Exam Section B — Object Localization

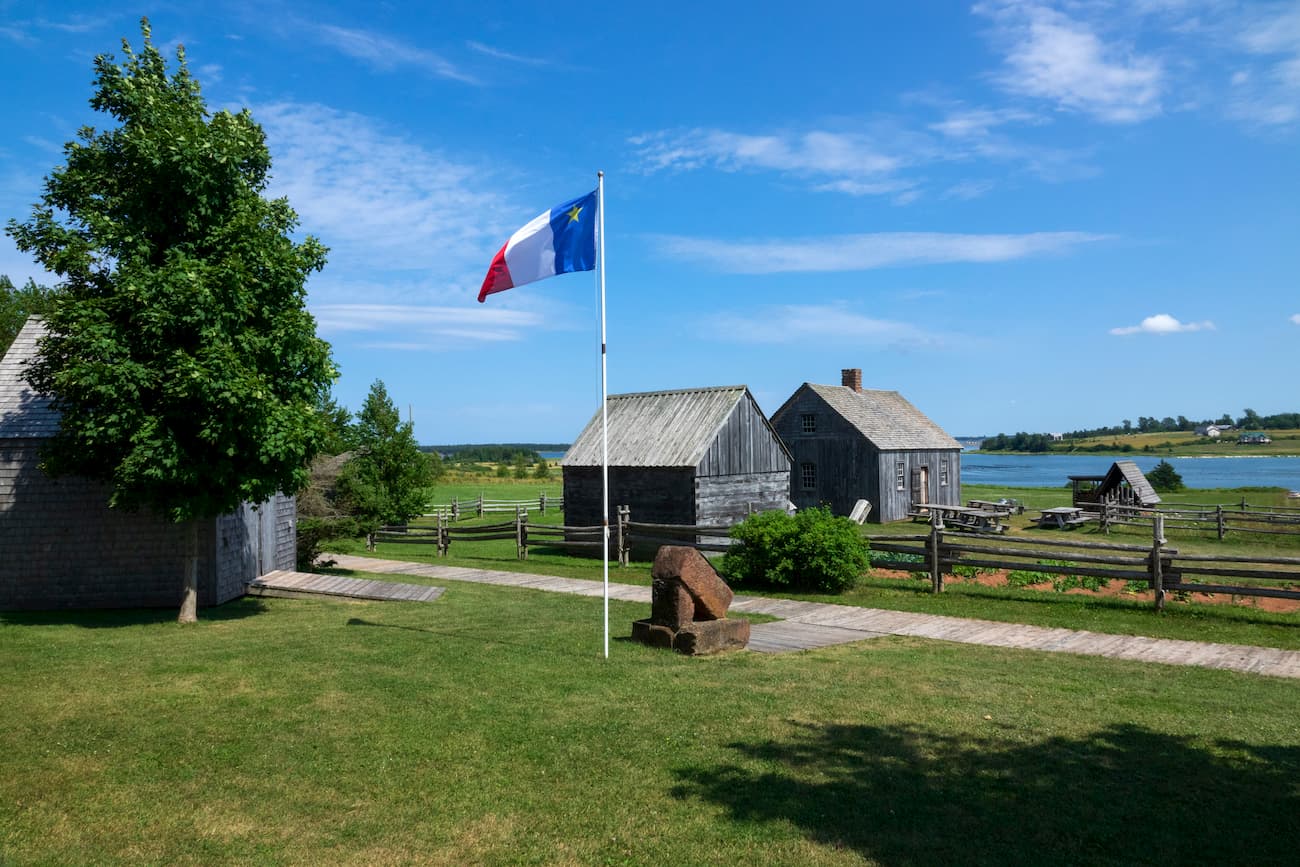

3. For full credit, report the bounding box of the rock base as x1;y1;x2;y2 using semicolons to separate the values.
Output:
632;617;750;655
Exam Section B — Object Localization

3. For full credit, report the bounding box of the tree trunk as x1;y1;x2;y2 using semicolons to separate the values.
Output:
178;520;199;624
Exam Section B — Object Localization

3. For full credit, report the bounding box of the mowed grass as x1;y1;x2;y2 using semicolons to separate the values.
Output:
2;584;1299;866
329;483;1300;651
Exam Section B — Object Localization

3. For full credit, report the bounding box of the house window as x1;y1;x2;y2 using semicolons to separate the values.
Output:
801;462;817;490
940;459;949;487
800;413;816;433
895;460;905;491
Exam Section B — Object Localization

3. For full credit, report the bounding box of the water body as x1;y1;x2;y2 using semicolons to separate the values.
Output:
962;452;1300;490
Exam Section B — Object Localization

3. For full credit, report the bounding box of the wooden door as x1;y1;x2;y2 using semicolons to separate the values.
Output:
911;466;929;506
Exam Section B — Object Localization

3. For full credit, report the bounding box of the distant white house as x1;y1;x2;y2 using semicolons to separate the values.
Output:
1049;432;1064;442
1196;424;1229;437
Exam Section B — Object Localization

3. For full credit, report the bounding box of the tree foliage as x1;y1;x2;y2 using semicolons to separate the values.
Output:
0;275;57;355
1146;460;1184;493
720;507;870;594
4;20;334;522
337;380;433;530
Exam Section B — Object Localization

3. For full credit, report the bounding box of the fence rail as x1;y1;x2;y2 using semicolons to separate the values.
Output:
1094;501;1300;540
366;508;1300;609
422;492;562;522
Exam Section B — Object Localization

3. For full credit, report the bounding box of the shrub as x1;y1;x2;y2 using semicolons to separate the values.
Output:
720;507;870;594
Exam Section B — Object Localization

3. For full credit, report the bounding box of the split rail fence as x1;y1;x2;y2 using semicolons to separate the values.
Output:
370;509;1300;610
1094;500;1300;540
422;492;562;522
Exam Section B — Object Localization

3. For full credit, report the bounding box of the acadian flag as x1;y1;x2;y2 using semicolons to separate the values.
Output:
477;190;598;302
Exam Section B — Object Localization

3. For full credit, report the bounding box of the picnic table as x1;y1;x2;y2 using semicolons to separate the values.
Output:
1036;506;1090;529
967;499;1023;516
911;503;1007;534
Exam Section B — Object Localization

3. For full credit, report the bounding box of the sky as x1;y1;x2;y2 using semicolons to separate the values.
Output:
2;1;1298;443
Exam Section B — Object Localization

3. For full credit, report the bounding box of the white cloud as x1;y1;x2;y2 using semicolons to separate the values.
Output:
310;24;476;84
1290;313;1300;325
650;231;1108;274
705;303;943;349
312;303;541;346
1229;6;1300;126
1109;313;1216;335
465;41;550;66
255;102;511;281
630;128;901;180
976;2;1165;122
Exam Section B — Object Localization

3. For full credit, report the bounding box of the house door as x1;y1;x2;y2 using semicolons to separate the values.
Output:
911;466;929;507
257;503;278;575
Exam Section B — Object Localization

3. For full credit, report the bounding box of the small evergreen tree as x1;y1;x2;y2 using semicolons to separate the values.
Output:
532;458;552;480
337;380;432;530
1147;460;1184;493
512;453;530;479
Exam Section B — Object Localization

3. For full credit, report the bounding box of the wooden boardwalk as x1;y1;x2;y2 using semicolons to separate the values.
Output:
248;570;445;603
324;554;1300;679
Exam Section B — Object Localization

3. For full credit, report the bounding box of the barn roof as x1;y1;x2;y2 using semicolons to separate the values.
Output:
1101;460;1162;505
778;384;961;451
562;385;763;468
0;317;59;440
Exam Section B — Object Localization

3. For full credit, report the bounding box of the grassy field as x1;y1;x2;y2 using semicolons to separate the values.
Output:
325;482;1300;652
3;581;1299;865
978;428;1300;456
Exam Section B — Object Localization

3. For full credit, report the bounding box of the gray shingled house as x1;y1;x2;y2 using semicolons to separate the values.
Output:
770;369;962;523
561;385;792;529
0;318;295;610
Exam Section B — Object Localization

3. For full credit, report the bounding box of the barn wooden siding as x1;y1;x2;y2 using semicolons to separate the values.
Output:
561;385;792;532
772;383;962;523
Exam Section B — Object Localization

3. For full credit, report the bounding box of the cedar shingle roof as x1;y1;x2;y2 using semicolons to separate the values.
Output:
783;383;961;451
562;385;750;468
0;317;59;439
1103;460;1162;506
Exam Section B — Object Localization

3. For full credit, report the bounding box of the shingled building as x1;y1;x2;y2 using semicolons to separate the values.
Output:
771;369;962;523
0;319;295;610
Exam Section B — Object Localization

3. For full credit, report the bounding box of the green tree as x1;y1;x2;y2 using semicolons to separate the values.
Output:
532;458;552;480
1147;460;1184;493
495;462;511;478
315;391;354;456
337;380;432;531
512;452;530;479
0;275;57;355
4;21;334;622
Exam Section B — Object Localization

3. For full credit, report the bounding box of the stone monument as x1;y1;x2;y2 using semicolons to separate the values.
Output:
632;546;750;655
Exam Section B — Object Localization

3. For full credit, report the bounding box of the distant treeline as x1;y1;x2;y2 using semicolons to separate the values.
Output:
983;409;1300;452
420;444;569;463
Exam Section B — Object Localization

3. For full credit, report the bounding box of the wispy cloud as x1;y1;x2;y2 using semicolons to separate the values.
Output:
1109;313;1215;335
1229;5;1300;126
650;231;1108;274
255;101;510;281
466;40;550;66
313;303;541;346
1290;313;1300;325
975;1;1164;123
310;23;477;84
630;128;902;180
705;303;944;348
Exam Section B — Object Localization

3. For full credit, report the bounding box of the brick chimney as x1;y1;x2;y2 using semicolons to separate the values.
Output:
841;368;862;392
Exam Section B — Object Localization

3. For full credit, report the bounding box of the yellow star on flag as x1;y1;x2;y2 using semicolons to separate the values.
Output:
565;204;583;223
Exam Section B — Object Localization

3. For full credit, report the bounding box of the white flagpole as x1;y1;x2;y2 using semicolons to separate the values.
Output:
597;170;609;659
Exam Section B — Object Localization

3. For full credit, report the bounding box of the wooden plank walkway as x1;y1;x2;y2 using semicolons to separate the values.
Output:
324;554;1300;679
248;570;445;603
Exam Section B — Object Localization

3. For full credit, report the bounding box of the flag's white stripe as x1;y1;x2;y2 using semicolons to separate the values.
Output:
503;208;557;286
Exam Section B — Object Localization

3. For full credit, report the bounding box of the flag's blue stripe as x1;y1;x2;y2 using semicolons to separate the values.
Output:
548;189;598;277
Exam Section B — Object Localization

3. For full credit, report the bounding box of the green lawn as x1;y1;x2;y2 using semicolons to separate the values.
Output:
3;583;1298;865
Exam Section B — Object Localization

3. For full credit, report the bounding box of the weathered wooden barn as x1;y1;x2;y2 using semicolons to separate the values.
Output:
771;369;962;523
0;319;295;610
561;385;792;528
1069;460;1161;509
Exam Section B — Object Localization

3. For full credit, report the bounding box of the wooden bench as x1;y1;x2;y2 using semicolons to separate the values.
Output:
1036;507;1089;529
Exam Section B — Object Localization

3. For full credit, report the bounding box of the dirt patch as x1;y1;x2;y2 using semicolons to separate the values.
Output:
871;568;1300;614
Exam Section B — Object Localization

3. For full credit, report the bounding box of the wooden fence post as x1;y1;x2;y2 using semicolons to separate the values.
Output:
540;492;547;514
436;512;446;557
617;505;629;566
1216;505;1226;541
1099;502;1110;534
516;507;528;560
476;493;483;518
929;510;944;594
451;497;459;522
1150;514;1166;612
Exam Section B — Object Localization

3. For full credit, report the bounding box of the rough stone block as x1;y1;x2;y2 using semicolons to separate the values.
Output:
651;546;734;620
631;618;676;649
651;576;694;629
672;618;750;656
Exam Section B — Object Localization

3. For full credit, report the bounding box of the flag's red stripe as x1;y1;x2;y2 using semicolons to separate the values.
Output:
477;243;514;302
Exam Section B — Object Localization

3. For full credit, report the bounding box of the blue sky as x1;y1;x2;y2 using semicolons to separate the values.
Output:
2;1;1298;442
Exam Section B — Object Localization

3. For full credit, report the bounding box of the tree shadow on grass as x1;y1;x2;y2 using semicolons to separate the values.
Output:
672;721;1300;866
0;596;268;628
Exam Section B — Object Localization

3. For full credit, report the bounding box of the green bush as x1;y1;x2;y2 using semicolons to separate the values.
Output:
720;507;870;593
